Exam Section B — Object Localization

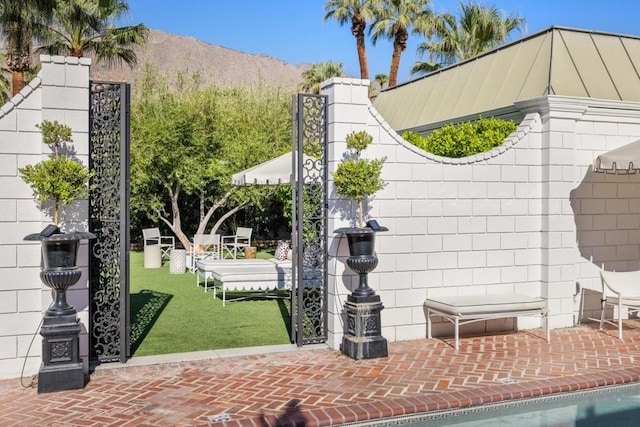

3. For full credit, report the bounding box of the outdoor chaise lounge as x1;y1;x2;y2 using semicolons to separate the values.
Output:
425;294;549;351
599;270;640;339
196;258;292;306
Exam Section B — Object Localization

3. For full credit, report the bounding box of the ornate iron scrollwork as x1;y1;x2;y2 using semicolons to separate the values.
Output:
88;81;130;363
292;94;328;345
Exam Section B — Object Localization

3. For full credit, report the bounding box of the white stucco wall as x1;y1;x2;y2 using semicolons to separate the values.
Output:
0;56;91;379
324;78;640;350
1;66;639;378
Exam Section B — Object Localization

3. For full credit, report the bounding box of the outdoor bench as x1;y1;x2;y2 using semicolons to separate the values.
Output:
196;258;292;306
425;294;549;351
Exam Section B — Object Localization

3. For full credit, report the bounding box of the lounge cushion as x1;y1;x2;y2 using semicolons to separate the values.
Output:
208;265;287;283
425;293;549;351
425;294;545;316
196;258;292;271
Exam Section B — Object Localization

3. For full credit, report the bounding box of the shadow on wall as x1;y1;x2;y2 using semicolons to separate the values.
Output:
570;168;640;274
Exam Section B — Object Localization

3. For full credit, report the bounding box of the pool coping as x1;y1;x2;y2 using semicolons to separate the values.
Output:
234;368;640;427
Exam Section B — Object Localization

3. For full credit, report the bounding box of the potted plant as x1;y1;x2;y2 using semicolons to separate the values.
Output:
21;120;93;268
333;130;389;359
20;120;94;393
333;130;387;258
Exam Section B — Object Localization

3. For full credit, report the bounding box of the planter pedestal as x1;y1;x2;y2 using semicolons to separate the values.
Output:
335;226;388;360
342;298;387;359
38;314;84;393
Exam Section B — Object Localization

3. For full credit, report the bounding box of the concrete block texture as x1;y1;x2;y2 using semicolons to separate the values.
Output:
0;56;92;378
327;86;640;346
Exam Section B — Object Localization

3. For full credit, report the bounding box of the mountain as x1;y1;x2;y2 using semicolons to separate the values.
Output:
89;29;310;90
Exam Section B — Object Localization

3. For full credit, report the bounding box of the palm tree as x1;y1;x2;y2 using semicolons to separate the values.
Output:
410;8;441;76
299;61;346;94
374;73;388;89
324;0;376;80
409;61;440;76
36;0;148;67
418;1;525;68
370;0;433;87
0;0;55;95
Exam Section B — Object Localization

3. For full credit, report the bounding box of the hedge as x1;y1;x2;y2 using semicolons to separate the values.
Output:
402;117;517;158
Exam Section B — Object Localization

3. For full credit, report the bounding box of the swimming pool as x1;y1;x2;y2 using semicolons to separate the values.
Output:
344;383;640;426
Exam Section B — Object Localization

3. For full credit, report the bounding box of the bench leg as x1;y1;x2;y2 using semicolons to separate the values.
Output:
544;311;550;342
454;317;459;352
619;300;623;340
427;309;432;339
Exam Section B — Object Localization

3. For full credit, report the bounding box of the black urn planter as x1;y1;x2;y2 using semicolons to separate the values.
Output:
24;227;96;393
335;221;389;359
338;227;378;303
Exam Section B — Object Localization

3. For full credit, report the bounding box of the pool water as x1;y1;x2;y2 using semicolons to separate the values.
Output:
353;383;640;427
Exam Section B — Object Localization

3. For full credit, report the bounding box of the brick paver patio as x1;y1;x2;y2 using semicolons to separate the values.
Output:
1;322;640;426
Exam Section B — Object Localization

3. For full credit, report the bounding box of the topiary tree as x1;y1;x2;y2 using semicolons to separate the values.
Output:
333;130;386;228
19;120;91;226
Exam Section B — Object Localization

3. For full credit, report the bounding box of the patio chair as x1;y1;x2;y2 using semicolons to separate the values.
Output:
142;227;175;259
191;233;220;272
599;270;640;339
222;227;252;259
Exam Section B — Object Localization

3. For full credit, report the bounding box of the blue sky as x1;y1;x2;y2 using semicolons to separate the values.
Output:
122;0;640;85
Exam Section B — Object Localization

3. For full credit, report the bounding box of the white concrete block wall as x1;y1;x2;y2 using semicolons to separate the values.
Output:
323;78;640;349
0;56;91;379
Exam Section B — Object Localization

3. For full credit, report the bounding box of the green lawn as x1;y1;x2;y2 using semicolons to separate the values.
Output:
129;250;292;356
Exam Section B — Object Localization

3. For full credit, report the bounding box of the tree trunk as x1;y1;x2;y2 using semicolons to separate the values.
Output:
157;184;244;252
12;71;24;96
388;28;408;87
53;197;59;226
210;203;247;236
195;189;235;235
352;14;369;80
388;45;402;87
157;183;191;251
356;37;369;80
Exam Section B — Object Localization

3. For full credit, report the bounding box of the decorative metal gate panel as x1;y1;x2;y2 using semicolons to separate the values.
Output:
291;93;328;345
88;81;131;363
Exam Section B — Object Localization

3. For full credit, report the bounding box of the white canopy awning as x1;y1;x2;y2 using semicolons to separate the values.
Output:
232;151;320;185
593;140;640;174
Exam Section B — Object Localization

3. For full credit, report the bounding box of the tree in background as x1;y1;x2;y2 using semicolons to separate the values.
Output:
299;60;345;94
417;1;525;69
36;0;148;66
410;8;442;76
324;0;376;80
0;53;10;103
370;0;433;87
374;73;388;89
0;0;55;95
131;67;291;250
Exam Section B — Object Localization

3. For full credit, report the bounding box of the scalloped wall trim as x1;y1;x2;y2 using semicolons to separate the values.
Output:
0;76;42;120
369;104;541;165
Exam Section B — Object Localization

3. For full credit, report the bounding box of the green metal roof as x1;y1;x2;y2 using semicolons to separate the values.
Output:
373;26;640;133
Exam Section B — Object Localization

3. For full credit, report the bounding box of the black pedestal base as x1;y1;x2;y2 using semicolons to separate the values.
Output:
342;334;388;360
38;317;85;394
38;362;85;394
341;300;388;360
